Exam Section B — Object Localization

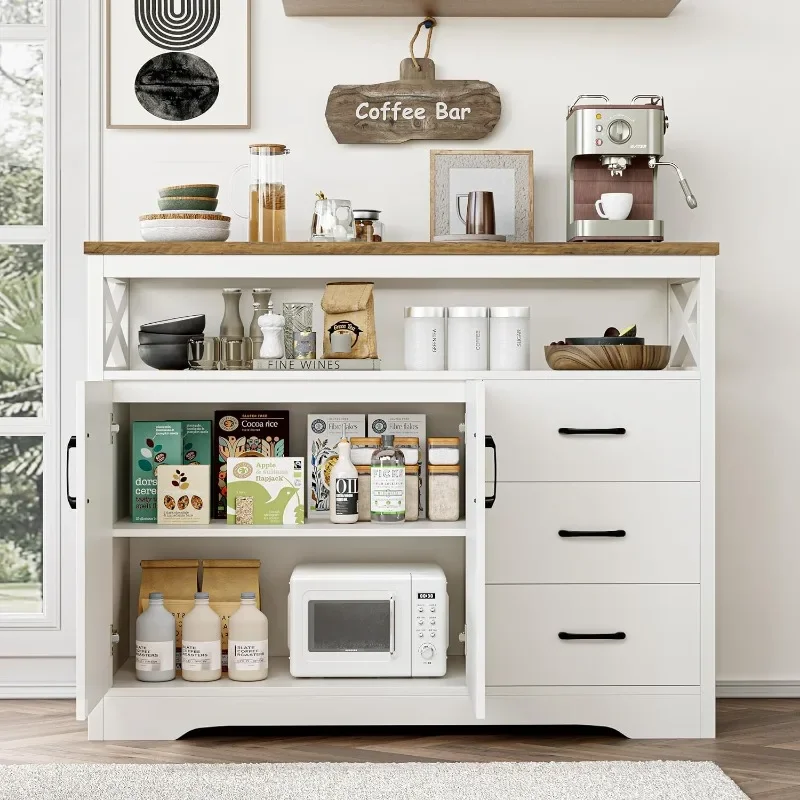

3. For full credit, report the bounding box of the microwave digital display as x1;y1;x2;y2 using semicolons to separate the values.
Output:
417;592;436;599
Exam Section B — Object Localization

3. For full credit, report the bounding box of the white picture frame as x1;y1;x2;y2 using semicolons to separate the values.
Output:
106;0;251;129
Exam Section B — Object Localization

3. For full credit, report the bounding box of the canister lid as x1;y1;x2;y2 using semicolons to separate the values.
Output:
429;464;461;473
353;209;381;220
351;437;381;446
404;307;447;318
356;465;371;474
249;143;289;154
194;592;209;599
490;306;531;318
395;437;420;447
429;437;460;446
405;464;420;474
448;306;488;318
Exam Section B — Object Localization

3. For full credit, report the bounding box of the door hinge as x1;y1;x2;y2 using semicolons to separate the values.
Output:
459;626;467;655
111;626;120;655
110;413;120;444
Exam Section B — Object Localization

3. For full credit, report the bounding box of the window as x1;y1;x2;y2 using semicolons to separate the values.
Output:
0;0;56;623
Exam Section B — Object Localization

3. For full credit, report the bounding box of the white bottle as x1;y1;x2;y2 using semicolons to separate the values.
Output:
181;592;222;682
228;591;269;682
330;438;359;524
135;592;176;682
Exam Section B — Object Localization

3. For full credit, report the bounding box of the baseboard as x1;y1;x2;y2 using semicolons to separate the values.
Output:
0;683;76;699
716;681;800;698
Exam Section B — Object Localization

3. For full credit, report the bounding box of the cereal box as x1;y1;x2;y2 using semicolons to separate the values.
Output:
132;421;183;523
181;420;212;466
226;457;305;525
157;465;211;525
307;414;365;514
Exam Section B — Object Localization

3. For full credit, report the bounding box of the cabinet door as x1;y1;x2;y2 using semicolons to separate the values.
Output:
75;382;114;721
465;381;486;719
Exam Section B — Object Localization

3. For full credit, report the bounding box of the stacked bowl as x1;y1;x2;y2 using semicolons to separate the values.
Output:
140;184;230;242
138;315;206;370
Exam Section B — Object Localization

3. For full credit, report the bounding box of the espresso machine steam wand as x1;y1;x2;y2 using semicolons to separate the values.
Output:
648;157;698;209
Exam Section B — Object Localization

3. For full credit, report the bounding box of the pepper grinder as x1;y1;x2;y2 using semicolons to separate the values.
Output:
249;288;272;353
220;288;244;338
258;301;286;359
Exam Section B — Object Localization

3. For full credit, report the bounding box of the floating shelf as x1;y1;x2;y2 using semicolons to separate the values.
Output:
281;0;682;18
113;518;467;538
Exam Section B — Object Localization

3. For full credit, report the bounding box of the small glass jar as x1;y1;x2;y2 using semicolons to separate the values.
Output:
219;336;253;370
428;437;460;466
405;465;420;522
395;437;420;466
428;465;460;522
447;307;488;371
351;437;381;466
353;209;384;242
187;336;219;370
356;466;371;521
404;307;446;371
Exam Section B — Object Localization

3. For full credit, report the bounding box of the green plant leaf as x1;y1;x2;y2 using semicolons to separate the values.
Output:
153;444;162;452
184;442;192;450
138;459;152;472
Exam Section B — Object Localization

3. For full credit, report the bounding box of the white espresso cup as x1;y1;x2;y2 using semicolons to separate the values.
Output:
595;193;634;221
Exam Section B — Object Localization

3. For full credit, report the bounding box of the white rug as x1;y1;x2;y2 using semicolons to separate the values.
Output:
0;761;749;800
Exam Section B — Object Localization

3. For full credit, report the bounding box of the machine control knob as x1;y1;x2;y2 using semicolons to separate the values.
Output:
595;124;603;133
608;119;632;144
419;644;436;661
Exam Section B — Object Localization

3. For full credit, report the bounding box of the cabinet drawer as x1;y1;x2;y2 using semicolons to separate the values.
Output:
486;482;700;584
486;585;700;686
486;380;700;481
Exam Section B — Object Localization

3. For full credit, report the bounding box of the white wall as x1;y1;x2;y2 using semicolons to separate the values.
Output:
101;0;794;682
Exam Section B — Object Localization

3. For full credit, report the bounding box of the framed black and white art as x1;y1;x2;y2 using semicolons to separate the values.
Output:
107;0;251;129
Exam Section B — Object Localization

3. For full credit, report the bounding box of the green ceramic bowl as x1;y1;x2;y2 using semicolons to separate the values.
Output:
158;196;219;212
159;184;219;199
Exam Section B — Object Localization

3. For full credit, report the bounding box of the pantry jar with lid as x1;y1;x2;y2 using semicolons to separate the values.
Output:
233;144;289;243
404;307;447;371
428;465;460;522
351;437;381;466
356;466;371;521
447;307;488;371
490;307;531;371
353;209;384;242
395;437;420;465
428;437;460;466
405;465;420;522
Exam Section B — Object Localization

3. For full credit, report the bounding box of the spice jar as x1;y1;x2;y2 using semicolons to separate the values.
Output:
351;437;381;466
428;437;460;466
405;465;420;522
447;307;488;371
428;465;460;522
356;466;371;521
353;209;384;242
404;307;447;371
395;437;420;465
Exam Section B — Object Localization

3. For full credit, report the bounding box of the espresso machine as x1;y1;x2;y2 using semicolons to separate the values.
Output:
566;94;697;242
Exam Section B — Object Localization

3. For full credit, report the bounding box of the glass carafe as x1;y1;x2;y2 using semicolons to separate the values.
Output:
234;144;289;243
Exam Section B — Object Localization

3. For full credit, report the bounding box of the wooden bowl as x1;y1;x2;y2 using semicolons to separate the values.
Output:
544;344;671;371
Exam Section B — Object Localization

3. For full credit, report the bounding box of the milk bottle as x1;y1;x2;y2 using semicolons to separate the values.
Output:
135;592;176;682
228;591;269;682
181;592;222;682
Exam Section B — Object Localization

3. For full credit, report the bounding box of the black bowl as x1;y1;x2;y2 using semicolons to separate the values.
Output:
565;337;645;346
138;330;201;345
138;343;190;370
140;314;205;335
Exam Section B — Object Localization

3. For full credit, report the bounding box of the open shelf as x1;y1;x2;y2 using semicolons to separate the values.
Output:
281;0;682;17
113;518;467;538
110;656;467;697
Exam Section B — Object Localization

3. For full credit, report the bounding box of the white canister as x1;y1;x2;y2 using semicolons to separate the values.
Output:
404;307;447;371
489;307;531;371
447;307;488;371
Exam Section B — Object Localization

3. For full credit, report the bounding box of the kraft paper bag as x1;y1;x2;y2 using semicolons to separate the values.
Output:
321;282;378;359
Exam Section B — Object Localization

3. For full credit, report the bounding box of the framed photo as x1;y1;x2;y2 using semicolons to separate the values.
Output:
430;150;534;242
106;0;251;129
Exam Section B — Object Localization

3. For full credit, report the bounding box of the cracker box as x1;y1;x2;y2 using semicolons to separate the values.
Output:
132;421;183;523
307;414;365;514
226;457;305;525
368;414;427;518
157;465;211;525
181;420;212;466
213;410;290;519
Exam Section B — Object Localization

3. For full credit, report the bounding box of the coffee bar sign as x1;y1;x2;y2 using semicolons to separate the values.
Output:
326;58;502;145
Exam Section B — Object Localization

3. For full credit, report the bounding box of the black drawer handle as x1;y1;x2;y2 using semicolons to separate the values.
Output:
558;427;626;436
66;435;77;510
559;632;626;641
558;529;626;538
485;434;497;509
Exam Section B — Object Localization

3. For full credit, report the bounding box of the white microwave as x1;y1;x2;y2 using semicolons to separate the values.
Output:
288;563;448;678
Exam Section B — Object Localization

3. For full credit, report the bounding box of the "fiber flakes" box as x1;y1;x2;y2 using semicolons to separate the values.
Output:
157;465;211;525
307;414;365;514
226;457;305;525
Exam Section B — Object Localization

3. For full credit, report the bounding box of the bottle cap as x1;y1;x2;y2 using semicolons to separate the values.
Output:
195;592;209;600
241;591;256;599
381;434;395;447
149;592;164;600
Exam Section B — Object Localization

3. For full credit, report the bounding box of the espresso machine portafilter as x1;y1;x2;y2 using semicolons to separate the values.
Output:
566;95;697;242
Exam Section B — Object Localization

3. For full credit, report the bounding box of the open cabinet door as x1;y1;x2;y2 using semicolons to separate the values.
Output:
75;382;114;721
465;381;486;719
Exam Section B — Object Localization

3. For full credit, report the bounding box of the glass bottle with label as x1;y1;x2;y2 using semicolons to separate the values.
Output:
181;592;222;682
135;592;176;683
330;438;358;524
370;434;406;523
228;591;269;682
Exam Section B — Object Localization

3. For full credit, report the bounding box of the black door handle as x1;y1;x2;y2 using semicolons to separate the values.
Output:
485;435;497;509
66;435;77;509
558;530;626;538
559;631;626;641
558;427;626;436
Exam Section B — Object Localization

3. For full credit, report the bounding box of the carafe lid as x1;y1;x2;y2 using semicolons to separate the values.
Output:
249;143;289;154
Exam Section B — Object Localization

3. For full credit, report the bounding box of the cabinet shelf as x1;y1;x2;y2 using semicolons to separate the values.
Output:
113;518;467;538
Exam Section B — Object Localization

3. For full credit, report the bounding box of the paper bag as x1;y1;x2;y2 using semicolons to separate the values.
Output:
321;282;378;359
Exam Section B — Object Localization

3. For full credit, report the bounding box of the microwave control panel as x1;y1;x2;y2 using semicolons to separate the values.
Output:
412;580;448;677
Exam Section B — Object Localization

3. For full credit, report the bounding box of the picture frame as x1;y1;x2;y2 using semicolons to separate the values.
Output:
106;0;251;129
429;149;534;242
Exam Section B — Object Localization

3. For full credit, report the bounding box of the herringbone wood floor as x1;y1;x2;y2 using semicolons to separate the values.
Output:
0;700;799;798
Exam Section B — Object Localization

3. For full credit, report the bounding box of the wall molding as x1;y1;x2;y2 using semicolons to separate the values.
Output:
0;683;76;699
716;681;800;698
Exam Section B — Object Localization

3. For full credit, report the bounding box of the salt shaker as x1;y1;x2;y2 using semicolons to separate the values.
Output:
258;302;286;359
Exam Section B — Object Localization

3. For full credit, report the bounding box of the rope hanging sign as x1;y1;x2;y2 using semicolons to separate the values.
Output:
325;18;502;144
